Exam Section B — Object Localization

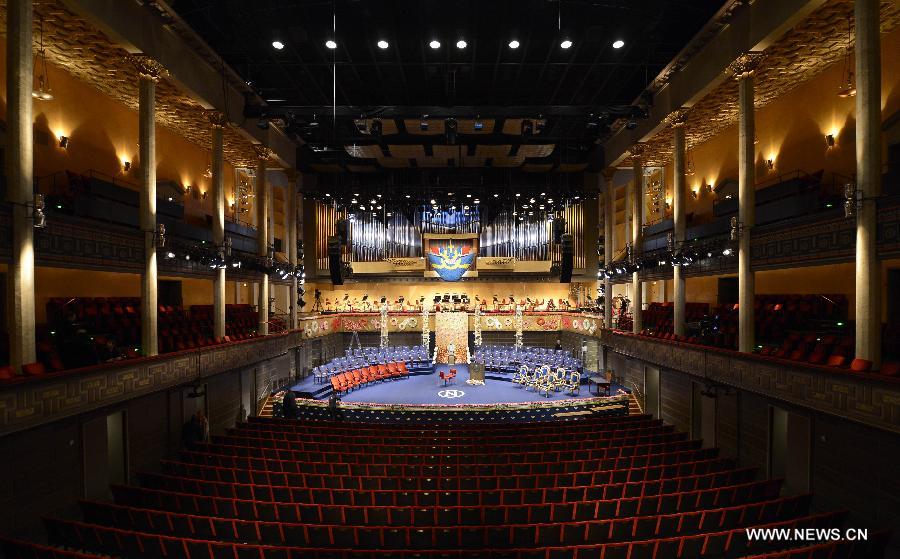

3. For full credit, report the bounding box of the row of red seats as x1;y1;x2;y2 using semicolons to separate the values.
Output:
177;446;721;478
160;455;737;492
332;362;409;394
42;511;846;558
243;413;655;435
226;418;671;446
642;302;709;335
138;467;758;508
190;438;703;466
78;493;811;546
213;428;683;455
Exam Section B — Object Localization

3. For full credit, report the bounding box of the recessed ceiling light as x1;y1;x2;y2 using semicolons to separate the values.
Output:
272;40;284;50
456;39;467;49
560;39;573;49
429;40;441;49
612;39;625;49
377;40;389;49
325;40;337;49
508;39;520;49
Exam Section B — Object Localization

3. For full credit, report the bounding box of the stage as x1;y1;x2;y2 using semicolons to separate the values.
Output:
290;364;622;406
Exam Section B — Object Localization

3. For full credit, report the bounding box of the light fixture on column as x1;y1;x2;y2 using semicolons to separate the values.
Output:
123;161;132;173
825;134;836;148
765;158;775;171
58;136;69;149
32;194;47;229
154;223;166;248
32;18;54;102
729;216;743;242
843;182;861;218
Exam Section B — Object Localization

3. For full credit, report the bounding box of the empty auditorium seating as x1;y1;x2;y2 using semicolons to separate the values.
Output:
17;411;876;559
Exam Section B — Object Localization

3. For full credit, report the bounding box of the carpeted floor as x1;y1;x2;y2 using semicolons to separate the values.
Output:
291;364;616;405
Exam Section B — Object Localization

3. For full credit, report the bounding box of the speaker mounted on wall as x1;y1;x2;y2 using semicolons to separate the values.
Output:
327;235;343;285
559;233;573;283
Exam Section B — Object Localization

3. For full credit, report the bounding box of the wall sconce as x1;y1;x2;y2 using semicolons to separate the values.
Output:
703;183;713;194
184;185;193;195
691;189;699;199
123;161;131;173
665;198;672;210
58;135;69;149
825;134;835;148
201;191;208;200
765;158;775;171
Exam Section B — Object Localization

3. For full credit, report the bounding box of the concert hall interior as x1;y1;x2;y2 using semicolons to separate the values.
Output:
1;0;899;557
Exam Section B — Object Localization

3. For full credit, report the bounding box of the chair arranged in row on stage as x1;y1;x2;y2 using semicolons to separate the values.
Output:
314;346;430;385
331;362;409;394
514;365;581;397
474;345;580;375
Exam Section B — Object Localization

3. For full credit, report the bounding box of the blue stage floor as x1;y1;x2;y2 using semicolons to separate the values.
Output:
291;364;615;406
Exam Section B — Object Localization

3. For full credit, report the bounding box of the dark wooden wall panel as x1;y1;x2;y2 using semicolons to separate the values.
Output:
659;369;691;435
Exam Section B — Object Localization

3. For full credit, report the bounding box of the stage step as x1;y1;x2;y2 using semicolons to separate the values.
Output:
628;393;643;415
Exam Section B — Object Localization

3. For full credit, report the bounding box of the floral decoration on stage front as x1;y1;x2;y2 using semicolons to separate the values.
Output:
428;241;475;282
465;378;485;386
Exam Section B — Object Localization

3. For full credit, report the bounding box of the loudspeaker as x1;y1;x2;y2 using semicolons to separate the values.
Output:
559;233;573;283
327;236;343;285
336;219;349;246
552;217;566;244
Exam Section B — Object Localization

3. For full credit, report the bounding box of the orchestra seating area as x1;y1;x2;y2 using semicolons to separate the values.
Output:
0;414;887;558
473;346;581;375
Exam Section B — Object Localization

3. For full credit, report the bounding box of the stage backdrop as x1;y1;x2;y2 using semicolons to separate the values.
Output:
434;312;468;364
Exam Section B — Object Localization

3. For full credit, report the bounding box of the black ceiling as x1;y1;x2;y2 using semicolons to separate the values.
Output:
172;0;725;172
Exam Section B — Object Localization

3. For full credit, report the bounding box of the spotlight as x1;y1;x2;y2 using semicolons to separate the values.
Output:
420;119;429;131
429;40;441;49
825;134;835;148
456;39;467;49
612;39;625;49
165;251;175;259
560;39;573;49
508;39;520;49
325;39;337;49
473;119;484;130
722;247;733;256
32;193;46;229
272;40;284;50
377;40;389;49
58;135;69;149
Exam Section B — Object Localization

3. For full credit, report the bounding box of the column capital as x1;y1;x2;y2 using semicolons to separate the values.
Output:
727;52;765;80
127;54;168;81
665;108;690;128
206;110;230;129
253;144;274;161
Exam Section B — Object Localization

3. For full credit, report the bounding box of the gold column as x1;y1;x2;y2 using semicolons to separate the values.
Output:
629;143;646;334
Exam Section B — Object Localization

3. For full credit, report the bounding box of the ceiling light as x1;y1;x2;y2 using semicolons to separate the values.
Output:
612;39;625;49
508;40;520;49
325;40;337;49
429;40;441;49
272;40;284;50
560;39;573;49
377;40;389;49
456;39;467;49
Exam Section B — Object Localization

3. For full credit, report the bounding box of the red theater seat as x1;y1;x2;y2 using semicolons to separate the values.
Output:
880;361;899;376
22;362;46;376
849;358;872;373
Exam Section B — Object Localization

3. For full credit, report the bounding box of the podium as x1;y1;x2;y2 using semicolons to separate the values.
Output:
468;363;485;382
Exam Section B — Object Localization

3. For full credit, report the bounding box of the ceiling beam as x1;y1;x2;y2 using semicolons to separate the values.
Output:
247;105;637;119
602;0;827;168
59;0;297;170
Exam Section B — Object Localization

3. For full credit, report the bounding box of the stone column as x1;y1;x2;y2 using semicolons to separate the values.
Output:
210;112;227;340
287;171;299;329
255;146;272;335
729;53;763;353
131;56;167;356
669;110;689;337
630;144;646;333
6;0;35;372
602;168;616;330
855;0;882;367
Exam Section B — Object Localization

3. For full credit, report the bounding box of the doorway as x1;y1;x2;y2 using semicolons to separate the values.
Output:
159;280;183;308
769;406;811;495
644;366;660;418
717;277;738;307
691;381;716;448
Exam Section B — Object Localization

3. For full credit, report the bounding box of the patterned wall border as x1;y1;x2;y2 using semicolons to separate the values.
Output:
600;330;900;435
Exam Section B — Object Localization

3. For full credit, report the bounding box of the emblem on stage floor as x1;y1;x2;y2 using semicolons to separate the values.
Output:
438;389;466;399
